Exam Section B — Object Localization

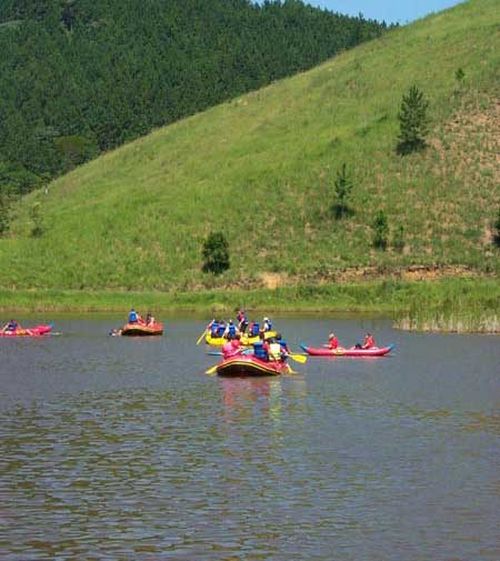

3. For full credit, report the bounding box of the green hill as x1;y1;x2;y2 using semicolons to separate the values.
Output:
1;0;499;296
0;0;386;196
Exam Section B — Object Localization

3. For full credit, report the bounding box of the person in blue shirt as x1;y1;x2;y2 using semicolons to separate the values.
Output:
224;319;237;340
209;319;219;337
128;308;143;324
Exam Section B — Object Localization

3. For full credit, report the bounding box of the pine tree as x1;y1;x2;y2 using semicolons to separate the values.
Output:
332;163;353;220
494;207;500;247
397;85;429;155
372;210;388;250
392;224;405;253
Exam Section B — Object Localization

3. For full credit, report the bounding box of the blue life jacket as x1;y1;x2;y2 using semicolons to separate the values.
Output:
228;324;236;338
211;322;219;336
128;310;138;322
253;342;267;360
251;322;260;336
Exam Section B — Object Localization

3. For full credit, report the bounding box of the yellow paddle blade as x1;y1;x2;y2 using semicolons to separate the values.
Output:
205;364;219;375
289;353;307;364
196;329;207;345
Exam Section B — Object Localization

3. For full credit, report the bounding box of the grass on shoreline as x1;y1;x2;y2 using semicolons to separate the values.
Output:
1;278;498;333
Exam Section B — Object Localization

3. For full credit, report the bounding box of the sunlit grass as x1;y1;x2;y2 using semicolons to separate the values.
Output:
0;0;498;329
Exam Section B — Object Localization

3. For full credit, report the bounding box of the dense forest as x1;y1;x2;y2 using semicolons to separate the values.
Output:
0;0;387;207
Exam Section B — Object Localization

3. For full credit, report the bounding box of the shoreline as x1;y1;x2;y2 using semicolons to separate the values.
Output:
0;277;498;333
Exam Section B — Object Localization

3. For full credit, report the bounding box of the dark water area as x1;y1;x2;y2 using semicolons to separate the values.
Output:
0;317;499;560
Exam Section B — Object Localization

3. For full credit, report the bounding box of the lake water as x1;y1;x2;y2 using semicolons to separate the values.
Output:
0;317;498;560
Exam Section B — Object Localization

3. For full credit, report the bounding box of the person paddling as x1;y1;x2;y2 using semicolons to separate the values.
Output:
222;334;242;358
128;308;141;324
360;332;376;349
328;332;340;349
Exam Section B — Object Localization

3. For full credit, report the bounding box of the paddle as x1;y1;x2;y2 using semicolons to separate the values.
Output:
205;363;219;375
287;352;307;364
196;328;208;345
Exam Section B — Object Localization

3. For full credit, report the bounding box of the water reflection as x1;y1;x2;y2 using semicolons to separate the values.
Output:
0;318;499;560
218;377;283;423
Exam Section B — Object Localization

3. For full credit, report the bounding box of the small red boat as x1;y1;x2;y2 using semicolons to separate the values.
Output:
0;324;53;337
121;322;164;336
215;354;291;377
300;344;394;357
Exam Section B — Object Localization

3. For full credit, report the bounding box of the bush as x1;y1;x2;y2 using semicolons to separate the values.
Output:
331;163;354;220
397;85;429;155
30;202;44;238
372;210;388;250
202;231;230;274
494;207;500;248
393;224;405;253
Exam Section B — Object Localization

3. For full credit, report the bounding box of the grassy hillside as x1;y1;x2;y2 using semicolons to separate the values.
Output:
1;0;499;294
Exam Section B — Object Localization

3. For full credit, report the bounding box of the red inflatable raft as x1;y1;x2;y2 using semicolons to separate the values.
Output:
300;343;394;357
215;354;291;377
120;322;164;336
0;324;52;337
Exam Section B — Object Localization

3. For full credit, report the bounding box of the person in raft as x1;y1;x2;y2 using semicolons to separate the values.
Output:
146;312;156;326
362;332;376;349
327;332;340;350
355;332;376;349
262;317;273;332
2;319;19;332
222;334;242;358
237;309;248;333
224;319;238;340
128;308;144;324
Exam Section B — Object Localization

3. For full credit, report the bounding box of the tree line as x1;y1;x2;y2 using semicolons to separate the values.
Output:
0;0;389;215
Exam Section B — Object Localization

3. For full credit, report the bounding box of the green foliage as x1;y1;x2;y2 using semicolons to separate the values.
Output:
372;210;388;250
455;67;465;82
494;207;500;248
0;0;387;197
397;85;429;155
202;231;230;275
392;224;405;253
332;163;354;219
0;190;12;235
0;0;498;290
29;202;43;238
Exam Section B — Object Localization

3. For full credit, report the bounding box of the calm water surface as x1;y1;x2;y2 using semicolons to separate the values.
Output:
0;317;498;560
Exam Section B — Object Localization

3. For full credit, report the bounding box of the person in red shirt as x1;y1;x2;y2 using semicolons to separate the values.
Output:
222;334;242;358
328;332;339;349
362;332;376;349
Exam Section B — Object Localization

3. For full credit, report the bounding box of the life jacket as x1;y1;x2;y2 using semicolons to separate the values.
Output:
210;322;219;336
228;323;236;338
253;341;267;360
269;342;282;361
222;341;234;358
251;322;260;336
128;311;138;323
